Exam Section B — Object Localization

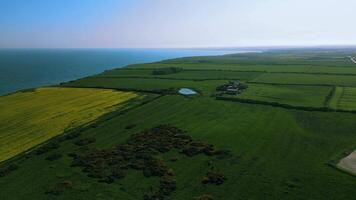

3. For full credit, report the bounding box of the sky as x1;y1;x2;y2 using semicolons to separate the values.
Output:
0;0;356;48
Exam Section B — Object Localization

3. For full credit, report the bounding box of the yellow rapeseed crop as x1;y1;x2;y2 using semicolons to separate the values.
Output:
0;87;138;162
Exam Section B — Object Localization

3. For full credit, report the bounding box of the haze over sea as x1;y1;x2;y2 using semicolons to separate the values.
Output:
0;48;249;96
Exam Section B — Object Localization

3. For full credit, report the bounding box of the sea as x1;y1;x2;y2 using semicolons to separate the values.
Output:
0;48;250;96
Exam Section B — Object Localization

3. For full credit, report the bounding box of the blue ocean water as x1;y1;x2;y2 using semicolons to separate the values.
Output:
0;48;244;96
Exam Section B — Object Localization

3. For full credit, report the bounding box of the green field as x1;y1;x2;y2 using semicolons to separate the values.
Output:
63;77;227;95
252;73;356;86
2;49;356;200
236;84;331;107
329;87;356;110
97;69;263;81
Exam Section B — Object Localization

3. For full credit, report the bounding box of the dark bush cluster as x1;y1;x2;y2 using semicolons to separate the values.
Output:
45;180;72;196
144;169;177;200
202;171;227;185
216;81;248;92
62;131;82;141
35;142;60;155
181;142;215;157
194;194;214;200
70;125;225;200
0;164;18;177
45;153;62;161
125;124;136;129
152;67;183;75
73;138;96;146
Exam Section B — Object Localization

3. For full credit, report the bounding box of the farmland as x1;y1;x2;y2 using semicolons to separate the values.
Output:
1;49;356;200
234;84;331;107
0;87;139;162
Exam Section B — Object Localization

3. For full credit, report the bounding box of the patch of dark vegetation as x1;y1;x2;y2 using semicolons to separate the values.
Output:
45;180;72;196
45;153;62;161
181;141;215;157
324;86;336;107
0;164;18;177
70;125;228;200
169;157;178;162
125;124;136;129
73;138;96;146
202;171;227;185
152;67;183;75
35;142;60;155
216;81;248;95
19;88;36;93
214;149;233;159
61;131;82;141
194;194;214;200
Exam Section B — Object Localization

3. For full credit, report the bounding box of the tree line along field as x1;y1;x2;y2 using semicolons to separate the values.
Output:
0;87;139;162
1;49;356;200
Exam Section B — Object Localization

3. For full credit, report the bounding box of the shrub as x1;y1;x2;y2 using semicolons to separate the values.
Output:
35;142;60;155
202;171;226;185
125;124;136;129
0;164;18;177
45;180;72;195
152;67;183;75
45;153;62;161
63;132;81;140
194;194;214;200
74;138;96;146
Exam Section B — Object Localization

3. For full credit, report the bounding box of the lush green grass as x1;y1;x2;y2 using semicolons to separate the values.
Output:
127;62;313;73
126;50;356;75
337;87;356;110
0;87;139;162
235;84;331;107
252;73;356;86
329;87;344;109
161;50;356;67
1;96;356;200
63;77;227;95
97;69;263;81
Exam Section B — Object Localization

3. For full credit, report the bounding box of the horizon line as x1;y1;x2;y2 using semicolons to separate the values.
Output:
1;44;356;50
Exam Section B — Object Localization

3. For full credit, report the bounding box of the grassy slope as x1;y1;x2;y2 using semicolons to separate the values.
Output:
1;96;356;200
0;87;138;162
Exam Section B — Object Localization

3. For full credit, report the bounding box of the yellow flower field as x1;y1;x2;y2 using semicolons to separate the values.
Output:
0;87;138;162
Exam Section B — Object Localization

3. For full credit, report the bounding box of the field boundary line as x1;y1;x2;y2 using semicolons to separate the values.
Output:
324;86;336;107
337;87;345;108
124;67;356;77
247;81;336;87
216;96;356;114
91;75;259;82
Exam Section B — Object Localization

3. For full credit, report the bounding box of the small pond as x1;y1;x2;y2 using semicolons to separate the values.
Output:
178;88;197;96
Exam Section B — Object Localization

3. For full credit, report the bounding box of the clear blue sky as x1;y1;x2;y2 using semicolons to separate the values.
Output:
1;0;356;48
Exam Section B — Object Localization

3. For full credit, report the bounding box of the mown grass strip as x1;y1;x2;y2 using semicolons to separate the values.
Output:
216;96;356;114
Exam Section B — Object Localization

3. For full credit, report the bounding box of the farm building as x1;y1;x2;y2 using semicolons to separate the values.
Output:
216;80;248;95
